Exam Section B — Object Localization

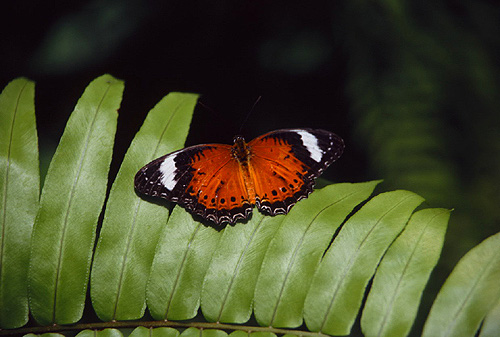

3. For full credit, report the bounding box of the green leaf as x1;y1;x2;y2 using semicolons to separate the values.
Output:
361;208;451;337
28;74;123;325
76;329;123;337
230;333;276;337
147;206;221;320
480;297;500;337
130;326;180;337
180;328;227;337
422;231;500;337
304;190;424;335
201;212;283;323
0;78;39;328
228;332;247;337
91;92;198;321
248;334;276;337
254;181;381;328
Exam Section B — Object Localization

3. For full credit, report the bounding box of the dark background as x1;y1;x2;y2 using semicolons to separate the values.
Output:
2;0;500;335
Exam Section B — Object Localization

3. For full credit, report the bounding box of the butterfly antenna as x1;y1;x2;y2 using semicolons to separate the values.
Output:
197;100;218;115
238;95;262;135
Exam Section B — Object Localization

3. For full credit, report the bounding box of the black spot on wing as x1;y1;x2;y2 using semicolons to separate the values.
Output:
183;196;253;226
256;171;315;216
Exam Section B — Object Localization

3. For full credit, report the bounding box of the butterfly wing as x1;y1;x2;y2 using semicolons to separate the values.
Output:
247;128;344;215
134;144;254;225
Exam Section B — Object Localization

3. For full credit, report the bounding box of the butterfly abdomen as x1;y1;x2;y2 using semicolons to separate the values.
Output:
231;135;257;203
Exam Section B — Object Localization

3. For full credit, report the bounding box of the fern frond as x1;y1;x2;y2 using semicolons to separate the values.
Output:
8;76;500;337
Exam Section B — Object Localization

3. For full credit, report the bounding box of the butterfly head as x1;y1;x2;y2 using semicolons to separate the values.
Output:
232;135;250;163
233;135;245;144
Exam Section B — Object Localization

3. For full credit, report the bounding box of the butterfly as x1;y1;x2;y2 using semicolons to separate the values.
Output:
134;128;344;225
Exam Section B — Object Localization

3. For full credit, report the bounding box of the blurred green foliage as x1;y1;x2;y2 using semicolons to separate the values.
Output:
340;1;500;270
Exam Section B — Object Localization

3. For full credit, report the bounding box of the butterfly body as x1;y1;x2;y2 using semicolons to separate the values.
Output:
135;129;344;225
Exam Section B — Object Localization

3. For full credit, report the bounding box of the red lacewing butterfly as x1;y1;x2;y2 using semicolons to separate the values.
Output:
135;128;344;225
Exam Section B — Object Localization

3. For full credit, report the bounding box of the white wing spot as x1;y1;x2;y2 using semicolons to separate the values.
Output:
295;130;323;162
159;155;178;190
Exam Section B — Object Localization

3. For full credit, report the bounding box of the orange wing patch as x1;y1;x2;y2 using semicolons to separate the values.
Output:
248;134;313;215
184;148;254;224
